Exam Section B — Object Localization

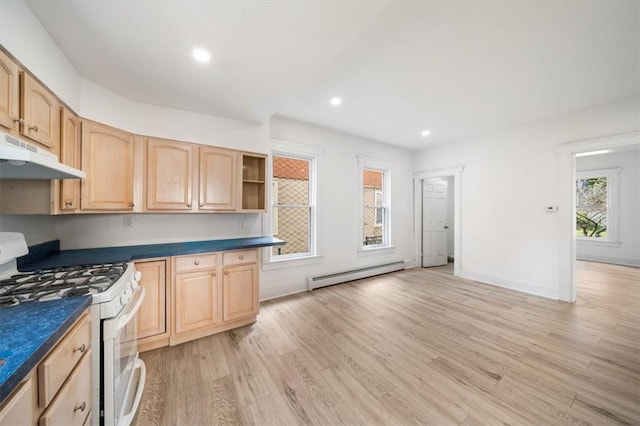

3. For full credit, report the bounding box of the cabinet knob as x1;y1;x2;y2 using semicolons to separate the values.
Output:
199;203;204;208
13;118;24;126
65;200;73;207
224;271;229;275
212;272;216;277
74;401;86;413
194;260;200;265
28;125;38;132
187;203;192;208
73;343;86;354
239;255;244;260
129;202;135;207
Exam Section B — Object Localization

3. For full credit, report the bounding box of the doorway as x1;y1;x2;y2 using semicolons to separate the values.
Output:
556;131;640;302
413;166;464;276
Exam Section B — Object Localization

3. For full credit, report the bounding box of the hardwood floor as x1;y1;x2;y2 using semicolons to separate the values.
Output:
134;261;640;425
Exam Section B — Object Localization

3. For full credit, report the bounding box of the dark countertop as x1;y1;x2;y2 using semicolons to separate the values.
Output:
0;296;91;404
19;236;285;271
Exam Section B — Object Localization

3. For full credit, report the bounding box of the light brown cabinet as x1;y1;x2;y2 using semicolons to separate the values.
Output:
0;376;34;426
145;138;194;211
222;263;258;322
20;73;59;153
81;121;135;211
58;107;82;212
134;259;170;352
199;146;237;211
0;49;20;133
240;152;266;211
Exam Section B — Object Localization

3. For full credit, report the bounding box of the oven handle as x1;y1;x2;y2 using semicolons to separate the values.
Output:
118;358;146;426
103;286;145;340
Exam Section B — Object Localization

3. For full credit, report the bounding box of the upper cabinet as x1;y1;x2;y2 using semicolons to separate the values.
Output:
240;152;266;211
145;137;194;211
20;73;60;152
58;107;82;212
199;146;237;211
81;121;135;211
0;50;59;153
0;50;20;133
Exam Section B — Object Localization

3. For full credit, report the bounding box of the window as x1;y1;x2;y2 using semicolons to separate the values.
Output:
359;161;390;249
576;168;620;243
270;153;316;259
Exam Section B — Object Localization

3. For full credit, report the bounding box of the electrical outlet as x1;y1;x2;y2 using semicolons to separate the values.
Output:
239;220;245;230
123;215;134;228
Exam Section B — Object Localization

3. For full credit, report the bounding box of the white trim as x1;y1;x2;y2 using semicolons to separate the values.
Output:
271;138;326;157
460;269;559;300
413;165;464;277
356;155;393;169
557;130;640;303
576;239;622;248
576;255;640;268
357;245;396;257
261;253;324;270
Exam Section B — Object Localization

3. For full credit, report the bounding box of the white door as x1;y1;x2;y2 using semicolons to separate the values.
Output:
422;178;448;267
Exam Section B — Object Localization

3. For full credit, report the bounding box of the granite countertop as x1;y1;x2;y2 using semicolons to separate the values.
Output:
0;296;91;404
19;236;285;271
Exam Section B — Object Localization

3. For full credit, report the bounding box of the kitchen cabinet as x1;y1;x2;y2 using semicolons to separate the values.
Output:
20;73;60;153
199;146;237;211
57;107;82;212
145;137;194;211
0;376;34;426
239;152;266;211
222;256;259;322
81;120;136;211
135;258;170;352
0;49;20;134
0;310;91;426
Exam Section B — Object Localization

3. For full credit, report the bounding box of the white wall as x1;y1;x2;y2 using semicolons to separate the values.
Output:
413;98;640;299
576;149;640;266
0;215;57;246
261;116;414;299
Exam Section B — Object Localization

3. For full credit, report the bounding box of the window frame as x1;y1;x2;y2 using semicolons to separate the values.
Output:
575;167;621;246
264;140;323;267
358;157;391;252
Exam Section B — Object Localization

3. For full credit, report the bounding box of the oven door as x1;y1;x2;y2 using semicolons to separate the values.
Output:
102;285;146;426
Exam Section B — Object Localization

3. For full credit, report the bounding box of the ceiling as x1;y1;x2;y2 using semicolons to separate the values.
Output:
25;0;640;150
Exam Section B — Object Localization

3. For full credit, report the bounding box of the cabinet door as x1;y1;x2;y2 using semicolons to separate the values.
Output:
0;50;20;133
174;270;220;335
59;107;81;211
20;73;59;152
222;264;258;322
199;147;237;211
81;121;135;210
146;138;194;210
135;260;167;340
0;376;33;426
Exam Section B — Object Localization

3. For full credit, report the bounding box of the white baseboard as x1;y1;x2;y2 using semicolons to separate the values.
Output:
459;269;559;300
577;255;640;267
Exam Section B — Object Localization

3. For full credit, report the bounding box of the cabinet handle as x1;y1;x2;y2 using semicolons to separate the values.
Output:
73;343;86;354
224;271;229;275
129;202;135;207
187;203;192;208
28;125;38;132
199;203;204;208
65;200;73;207
239;255;244;260
74;401;87;413
212;272;216;277
194;260;200;265
13;118;24;126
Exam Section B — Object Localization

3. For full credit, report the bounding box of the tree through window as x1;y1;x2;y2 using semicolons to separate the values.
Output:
576;176;608;239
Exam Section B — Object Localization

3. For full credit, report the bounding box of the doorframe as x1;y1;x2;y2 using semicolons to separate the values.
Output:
413;165;464;276
555;130;640;302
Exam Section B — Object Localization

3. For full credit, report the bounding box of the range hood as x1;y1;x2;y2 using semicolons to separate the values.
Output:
0;131;85;179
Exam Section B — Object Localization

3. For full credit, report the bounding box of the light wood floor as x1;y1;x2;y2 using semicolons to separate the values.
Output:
134;261;640;425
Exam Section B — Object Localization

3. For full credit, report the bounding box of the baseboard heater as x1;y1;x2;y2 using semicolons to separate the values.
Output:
307;261;405;291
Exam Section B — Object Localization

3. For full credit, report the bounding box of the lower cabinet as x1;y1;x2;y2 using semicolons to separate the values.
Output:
134;259;170;352
167;249;259;347
0;311;91;426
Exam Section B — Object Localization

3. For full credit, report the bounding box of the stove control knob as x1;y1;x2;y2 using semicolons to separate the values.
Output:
134;271;142;282
120;294;127;305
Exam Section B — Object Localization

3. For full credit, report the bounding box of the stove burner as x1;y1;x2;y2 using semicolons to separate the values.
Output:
64;287;90;297
0;296;20;307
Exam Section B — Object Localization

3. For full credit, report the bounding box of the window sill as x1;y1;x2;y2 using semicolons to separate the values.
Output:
577;239;622;248
262;254;324;270
357;245;396;257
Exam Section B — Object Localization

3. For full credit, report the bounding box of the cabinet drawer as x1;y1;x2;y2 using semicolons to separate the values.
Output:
223;249;257;266
39;349;92;426
174;253;218;273
0;376;33;426
38;313;91;407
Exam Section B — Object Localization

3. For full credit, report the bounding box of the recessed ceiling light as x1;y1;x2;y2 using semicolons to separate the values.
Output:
421;130;431;137
192;48;211;63
575;149;611;157
330;97;342;106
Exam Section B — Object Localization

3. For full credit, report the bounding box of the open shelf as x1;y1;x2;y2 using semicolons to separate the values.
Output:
241;153;266;211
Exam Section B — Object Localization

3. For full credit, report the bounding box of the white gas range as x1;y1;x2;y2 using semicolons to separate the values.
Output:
0;233;146;426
